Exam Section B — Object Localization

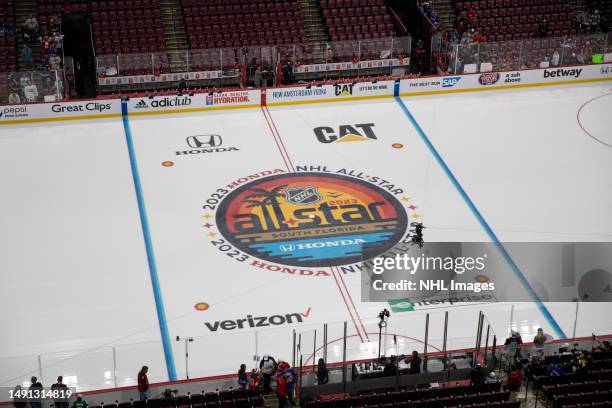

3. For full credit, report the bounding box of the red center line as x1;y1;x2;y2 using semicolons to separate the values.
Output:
261;106;292;172
264;106;295;172
335;265;371;342
262;107;369;343
331;267;365;343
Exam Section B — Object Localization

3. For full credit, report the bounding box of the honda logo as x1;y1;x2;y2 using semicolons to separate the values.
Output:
186;134;222;148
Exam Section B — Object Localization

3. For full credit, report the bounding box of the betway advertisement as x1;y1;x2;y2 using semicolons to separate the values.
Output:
127;90;260;114
0;100;121;124
266;80;395;105
399;63;612;94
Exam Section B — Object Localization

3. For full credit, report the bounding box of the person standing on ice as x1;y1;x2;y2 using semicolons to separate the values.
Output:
259;355;277;392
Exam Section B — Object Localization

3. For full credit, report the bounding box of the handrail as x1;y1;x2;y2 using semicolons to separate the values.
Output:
388;6;409;36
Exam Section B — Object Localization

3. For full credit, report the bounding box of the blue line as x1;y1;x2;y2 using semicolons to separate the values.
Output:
394;96;567;339
120;102;178;380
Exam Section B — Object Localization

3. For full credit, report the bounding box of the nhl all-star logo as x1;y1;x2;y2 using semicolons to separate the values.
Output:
285;186;322;205
203;168;421;270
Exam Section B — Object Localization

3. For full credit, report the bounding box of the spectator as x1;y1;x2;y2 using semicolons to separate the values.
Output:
594;339;611;352
12;386;26;408
485;371;499;384
589;10;601;32
42;35;51;58
383;357;398;377
24;79;38;102
29;376;43;408
259;355;277;393
575;11;588;29
281;61;294;85
49;54;62;70
49;15;61;32
51;376;69;408
506;366;523;391
559;342;571;354
9;74;20;92
24;15;38;44
470;363;486;385
276;373;289;408
324;46;334;63
8;92;21;104
408;351;422;374
21;44;33;67
248;369;261;391
278;361;297;406
551;50;560;66
72;395;87;408
137;366;149;401
466;8;478;26
238;364;248;389
533;328;547;347
52;32;64;52
505;330;523;346
43;77;56;95
253;66;263;87
316;358;329;385
177;78;187;93
549;363;566;377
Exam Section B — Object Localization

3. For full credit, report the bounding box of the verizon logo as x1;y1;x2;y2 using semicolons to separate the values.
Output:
204;308;311;331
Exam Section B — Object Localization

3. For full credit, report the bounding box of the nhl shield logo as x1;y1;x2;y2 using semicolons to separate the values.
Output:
285;186;322;205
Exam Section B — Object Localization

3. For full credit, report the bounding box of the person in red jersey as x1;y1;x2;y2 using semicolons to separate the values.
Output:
137;366;149;401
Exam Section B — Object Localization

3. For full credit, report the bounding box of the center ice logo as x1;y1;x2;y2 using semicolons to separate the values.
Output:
214;172;409;267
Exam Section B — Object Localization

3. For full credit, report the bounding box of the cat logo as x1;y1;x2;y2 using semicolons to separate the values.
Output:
313;123;377;144
334;83;355;96
186;134;222;148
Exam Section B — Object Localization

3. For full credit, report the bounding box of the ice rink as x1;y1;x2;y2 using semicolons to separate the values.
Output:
1;82;611;391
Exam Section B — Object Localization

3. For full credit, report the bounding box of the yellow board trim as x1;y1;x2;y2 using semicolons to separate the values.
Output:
127;103;261;117
1;75;610;125
0;112;122;125
398;76;612;97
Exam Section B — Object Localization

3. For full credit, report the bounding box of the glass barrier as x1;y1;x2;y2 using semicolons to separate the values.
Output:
436;32;610;74
0;70;64;104
95;36;412;88
2;301;610;393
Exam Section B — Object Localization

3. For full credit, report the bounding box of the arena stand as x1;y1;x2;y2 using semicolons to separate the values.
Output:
0;2;17;101
532;350;612;407
433;32;610;74
0;0;67;104
182;0;305;50
320;0;396;42
455;0;582;42
94;0;411;92
0;0;609;102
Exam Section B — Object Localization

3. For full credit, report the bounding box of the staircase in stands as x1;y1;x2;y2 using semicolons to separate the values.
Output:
297;0;330;63
262;394;278;408
14;0;41;72
158;0;189;73
432;0;456;29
